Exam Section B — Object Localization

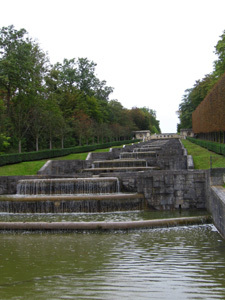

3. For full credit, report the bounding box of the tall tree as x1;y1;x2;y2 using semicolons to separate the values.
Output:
178;29;225;131
214;30;225;79
0;25;48;113
10;94;31;153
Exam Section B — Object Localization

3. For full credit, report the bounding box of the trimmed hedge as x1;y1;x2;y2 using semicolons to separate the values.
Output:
0;140;139;167
192;73;225;134
187;137;225;155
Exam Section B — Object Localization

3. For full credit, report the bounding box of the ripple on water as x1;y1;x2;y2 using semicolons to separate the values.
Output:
0;224;225;300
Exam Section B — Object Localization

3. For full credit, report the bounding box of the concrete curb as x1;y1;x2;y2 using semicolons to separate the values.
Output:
0;216;212;231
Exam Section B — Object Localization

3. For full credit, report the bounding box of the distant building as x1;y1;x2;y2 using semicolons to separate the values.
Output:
151;133;180;139
133;130;151;141
180;129;194;139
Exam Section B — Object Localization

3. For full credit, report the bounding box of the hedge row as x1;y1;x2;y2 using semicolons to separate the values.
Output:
192;73;225;133
187;137;225;155
0;139;139;167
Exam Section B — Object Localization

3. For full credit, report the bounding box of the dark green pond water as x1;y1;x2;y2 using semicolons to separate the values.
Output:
0;212;225;300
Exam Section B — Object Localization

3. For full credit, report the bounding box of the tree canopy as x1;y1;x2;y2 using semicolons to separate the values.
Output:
177;30;225;131
0;25;161;153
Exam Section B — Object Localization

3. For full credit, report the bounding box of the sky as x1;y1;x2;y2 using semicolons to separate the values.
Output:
1;0;225;133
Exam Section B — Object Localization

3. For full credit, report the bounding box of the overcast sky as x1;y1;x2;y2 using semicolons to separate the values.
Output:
1;0;225;132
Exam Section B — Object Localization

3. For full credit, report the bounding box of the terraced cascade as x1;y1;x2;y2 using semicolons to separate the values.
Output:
0;139;213;234
0;177;145;213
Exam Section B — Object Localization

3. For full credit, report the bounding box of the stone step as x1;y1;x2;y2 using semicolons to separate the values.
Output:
92;159;148;168
81;166;159;174
120;152;156;159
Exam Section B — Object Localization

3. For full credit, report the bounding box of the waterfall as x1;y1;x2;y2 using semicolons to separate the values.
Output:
17;178;120;196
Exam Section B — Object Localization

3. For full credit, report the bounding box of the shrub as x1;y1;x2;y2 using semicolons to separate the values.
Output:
187;137;225;155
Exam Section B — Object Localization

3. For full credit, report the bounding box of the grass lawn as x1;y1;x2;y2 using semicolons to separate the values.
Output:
0;160;48;176
181;139;225;169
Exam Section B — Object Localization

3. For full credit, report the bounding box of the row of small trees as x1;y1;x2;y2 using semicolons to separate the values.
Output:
0;25;161;153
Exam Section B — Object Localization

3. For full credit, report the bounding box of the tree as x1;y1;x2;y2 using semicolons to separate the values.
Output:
43;98;64;150
0;133;10;153
10;94;32;153
177;74;216;130
130;107;149;130
0;25;162;153
140;107;161;133
29;96;46;151
0;25;48;114
73;111;93;146
177;29;225;131
214;30;225;79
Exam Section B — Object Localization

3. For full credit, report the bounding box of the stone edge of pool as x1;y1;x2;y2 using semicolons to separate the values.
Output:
0;215;212;231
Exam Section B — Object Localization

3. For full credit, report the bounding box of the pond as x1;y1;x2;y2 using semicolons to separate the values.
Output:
0;218;225;299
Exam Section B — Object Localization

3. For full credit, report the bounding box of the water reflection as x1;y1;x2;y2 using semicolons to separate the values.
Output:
0;224;225;300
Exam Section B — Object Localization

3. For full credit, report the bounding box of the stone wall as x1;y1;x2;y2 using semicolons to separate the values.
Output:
38;160;92;176
0;170;209;210
208;186;225;239
210;168;225;185
156;156;187;170
102;170;208;210
207;168;225;239
0;175;50;194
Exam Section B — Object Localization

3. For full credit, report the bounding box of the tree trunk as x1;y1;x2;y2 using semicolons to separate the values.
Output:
6;87;11;115
36;136;39;152
49;135;52;150
61;136;64;149
18;139;22;153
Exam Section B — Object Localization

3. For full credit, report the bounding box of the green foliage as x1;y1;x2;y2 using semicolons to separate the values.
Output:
0;25;161;154
129;107;161;133
0;133;10;153
178;29;225;130
214;30;225;78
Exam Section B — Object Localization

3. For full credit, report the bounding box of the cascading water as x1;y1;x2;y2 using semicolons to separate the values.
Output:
17;177;120;195
0;141;169;214
0;176;147;213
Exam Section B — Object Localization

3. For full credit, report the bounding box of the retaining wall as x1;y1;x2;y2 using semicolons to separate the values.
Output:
0;170;209;210
38;160;92;176
207;168;225;239
208;186;225;238
102;170;208;210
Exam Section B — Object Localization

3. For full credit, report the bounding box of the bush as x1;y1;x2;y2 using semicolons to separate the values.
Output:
187;137;225;155
0;140;139;167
